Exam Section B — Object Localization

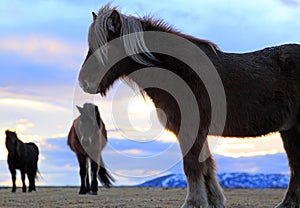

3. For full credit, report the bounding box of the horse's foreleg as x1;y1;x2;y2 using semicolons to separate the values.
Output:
180;133;225;208
77;155;88;195
85;166;90;193
197;141;225;207
276;127;300;208
90;160;99;195
10;168;16;192
21;170;26;192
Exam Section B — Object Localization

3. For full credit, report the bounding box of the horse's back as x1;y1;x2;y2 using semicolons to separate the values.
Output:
213;43;300;137
26;143;39;155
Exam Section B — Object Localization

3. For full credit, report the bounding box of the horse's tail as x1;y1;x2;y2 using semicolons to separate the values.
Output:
35;162;42;180
35;167;42;180
98;167;114;188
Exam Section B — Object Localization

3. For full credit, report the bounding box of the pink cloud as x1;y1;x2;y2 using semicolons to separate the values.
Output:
0;35;86;69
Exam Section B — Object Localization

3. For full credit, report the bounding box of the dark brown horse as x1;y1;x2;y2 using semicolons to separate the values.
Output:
78;4;300;208
67;103;113;195
5;130;39;192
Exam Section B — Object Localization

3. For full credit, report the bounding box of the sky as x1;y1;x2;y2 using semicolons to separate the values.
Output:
0;0;300;186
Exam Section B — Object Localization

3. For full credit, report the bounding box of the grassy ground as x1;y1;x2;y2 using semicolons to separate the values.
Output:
0;187;286;208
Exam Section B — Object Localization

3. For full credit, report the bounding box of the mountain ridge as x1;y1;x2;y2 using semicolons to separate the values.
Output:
139;173;290;189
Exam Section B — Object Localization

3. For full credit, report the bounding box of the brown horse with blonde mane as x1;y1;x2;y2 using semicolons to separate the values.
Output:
68;103;113;195
78;4;300;208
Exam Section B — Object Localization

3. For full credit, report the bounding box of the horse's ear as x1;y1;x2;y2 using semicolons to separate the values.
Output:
92;12;97;21
76;105;84;114
108;10;121;34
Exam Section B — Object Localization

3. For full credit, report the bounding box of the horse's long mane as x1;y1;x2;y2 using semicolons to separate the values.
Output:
90;3;218;66
140;15;219;53
93;104;107;139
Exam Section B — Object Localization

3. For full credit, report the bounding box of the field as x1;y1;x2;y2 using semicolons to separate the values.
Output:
0;187;286;208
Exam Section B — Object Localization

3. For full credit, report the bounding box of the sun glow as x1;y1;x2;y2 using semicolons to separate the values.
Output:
212;133;285;158
98;84;285;158
0;129;8;160
128;95;157;130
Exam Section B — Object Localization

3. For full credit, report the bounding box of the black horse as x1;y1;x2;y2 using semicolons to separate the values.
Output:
5;130;39;192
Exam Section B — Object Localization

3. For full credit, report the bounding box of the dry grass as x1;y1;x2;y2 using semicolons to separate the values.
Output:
0;187;286;208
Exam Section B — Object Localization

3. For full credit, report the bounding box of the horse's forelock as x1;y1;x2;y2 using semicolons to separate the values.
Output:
83;103;95;114
89;4;155;66
81;103;98;126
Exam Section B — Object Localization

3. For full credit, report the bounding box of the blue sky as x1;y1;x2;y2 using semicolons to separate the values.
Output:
0;0;300;186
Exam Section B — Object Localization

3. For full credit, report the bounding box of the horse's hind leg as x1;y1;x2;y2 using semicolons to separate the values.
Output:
180;133;225;208
276;127;300;208
10;168;16;192
27;171;36;192
21;170;26;192
28;176;35;192
90;160;99;195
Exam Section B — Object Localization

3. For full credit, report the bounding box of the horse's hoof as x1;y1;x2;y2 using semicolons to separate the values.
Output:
28;187;36;192
79;187;87;195
181;204;201;208
181;201;212;208
89;192;98;195
79;189;87;195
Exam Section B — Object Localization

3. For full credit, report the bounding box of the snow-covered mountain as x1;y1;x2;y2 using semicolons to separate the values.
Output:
139;173;290;189
138;152;290;189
